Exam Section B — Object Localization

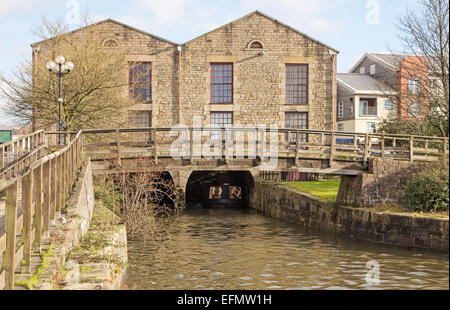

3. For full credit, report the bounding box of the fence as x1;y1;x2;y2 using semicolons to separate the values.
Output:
0;131;46;180
81;127;449;167
0;131;83;290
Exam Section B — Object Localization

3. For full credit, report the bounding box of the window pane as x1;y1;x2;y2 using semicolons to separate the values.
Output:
211;63;233;103
286;64;308;104
285;112;308;143
129;62;152;103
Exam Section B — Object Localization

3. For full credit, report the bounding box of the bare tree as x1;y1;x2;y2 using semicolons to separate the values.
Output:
395;0;449;136
96;157;181;241
0;15;132;131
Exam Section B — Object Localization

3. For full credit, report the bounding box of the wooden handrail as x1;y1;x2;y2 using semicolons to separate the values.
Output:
0;130;83;290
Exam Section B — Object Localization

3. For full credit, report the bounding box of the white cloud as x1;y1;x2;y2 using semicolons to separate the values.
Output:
0;0;54;18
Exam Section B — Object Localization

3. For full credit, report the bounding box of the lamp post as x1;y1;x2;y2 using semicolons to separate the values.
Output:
46;56;74;145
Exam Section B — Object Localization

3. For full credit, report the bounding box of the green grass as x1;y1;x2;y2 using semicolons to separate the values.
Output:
281;180;340;202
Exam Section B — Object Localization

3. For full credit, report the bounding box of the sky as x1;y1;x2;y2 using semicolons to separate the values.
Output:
0;0;421;127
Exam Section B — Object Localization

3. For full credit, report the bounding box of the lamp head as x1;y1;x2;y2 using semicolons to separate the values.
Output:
55;55;65;65
65;61;74;72
46;61;56;72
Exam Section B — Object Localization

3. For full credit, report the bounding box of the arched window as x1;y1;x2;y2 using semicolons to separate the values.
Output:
249;41;263;49
103;39;119;47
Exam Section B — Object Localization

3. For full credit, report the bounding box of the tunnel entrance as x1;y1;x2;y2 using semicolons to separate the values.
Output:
185;171;254;208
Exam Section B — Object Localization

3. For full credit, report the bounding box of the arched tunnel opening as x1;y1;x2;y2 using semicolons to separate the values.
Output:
185;171;255;208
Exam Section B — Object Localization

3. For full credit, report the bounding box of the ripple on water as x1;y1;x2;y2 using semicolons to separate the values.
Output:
125;208;449;290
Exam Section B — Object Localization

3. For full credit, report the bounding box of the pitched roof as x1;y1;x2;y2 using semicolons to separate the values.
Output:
337;73;396;95
30;18;178;47
182;10;339;53
349;53;411;73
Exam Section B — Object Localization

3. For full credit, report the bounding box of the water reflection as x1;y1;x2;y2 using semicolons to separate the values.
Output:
125;207;449;290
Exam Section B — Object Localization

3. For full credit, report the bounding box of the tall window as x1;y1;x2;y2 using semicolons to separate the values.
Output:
211;63;233;104
359;99;377;116
210;112;233;140
408;78;421;94
285;112;308;143
129;62;151;103
338;101;344;118
286;64;308;104
128;111;152;142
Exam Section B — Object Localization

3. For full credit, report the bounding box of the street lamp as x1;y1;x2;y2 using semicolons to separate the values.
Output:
46;55;74;145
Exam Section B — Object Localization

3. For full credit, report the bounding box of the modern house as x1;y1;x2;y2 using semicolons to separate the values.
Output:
336;73;397;133
349;53;429;119
30;11;338;137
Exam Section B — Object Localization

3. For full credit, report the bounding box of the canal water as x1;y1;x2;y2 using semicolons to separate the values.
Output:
124;207;449;290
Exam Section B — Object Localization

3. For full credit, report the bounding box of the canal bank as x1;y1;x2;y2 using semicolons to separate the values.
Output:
248;181;449;252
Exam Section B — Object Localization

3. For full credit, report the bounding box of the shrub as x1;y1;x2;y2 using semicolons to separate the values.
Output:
401;168;449;213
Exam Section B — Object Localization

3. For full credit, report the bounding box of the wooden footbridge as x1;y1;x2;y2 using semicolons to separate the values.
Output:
0;127;448;289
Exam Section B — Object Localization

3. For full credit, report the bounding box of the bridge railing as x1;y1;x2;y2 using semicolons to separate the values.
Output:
0;131;83;290
80;127;449;167
0;130;47;180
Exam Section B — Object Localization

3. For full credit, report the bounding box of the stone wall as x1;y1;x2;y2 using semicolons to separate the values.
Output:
249;181;449;252
32;11;336;132
181;11;337;132
337;158;438;207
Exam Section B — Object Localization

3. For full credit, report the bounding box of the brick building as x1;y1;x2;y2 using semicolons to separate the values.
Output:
31;11;338;133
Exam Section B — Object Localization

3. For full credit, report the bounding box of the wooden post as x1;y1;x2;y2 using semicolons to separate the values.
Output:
225;127;230;164
33;165;42;249
295;129;299;166
153;128;158;165
56;156;61;212
381;133;385;159
189;128;194;164
4;181;18;290
0;145;4;169
329;131;336;167
442;138;448;162
363;133;369;168
115;129;121;167
260;129;265;163
21;171;33;271
42;160;50;232
50;158;56;220
410;135;414;162
60;153;66;210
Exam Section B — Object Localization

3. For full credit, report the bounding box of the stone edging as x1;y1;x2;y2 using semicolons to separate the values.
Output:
249;181;449;252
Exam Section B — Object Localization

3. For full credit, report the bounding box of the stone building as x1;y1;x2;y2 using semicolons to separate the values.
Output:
31;11;338;133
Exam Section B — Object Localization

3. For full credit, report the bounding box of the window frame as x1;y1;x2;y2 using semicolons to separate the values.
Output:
359;99;377;116
384;100;393;110
210;63;234;104
338;123;344;132
285;112;308;144
210;111;233;140
408;78;421;94
285;64;309;105
338;101;344;118
128;62;152;104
